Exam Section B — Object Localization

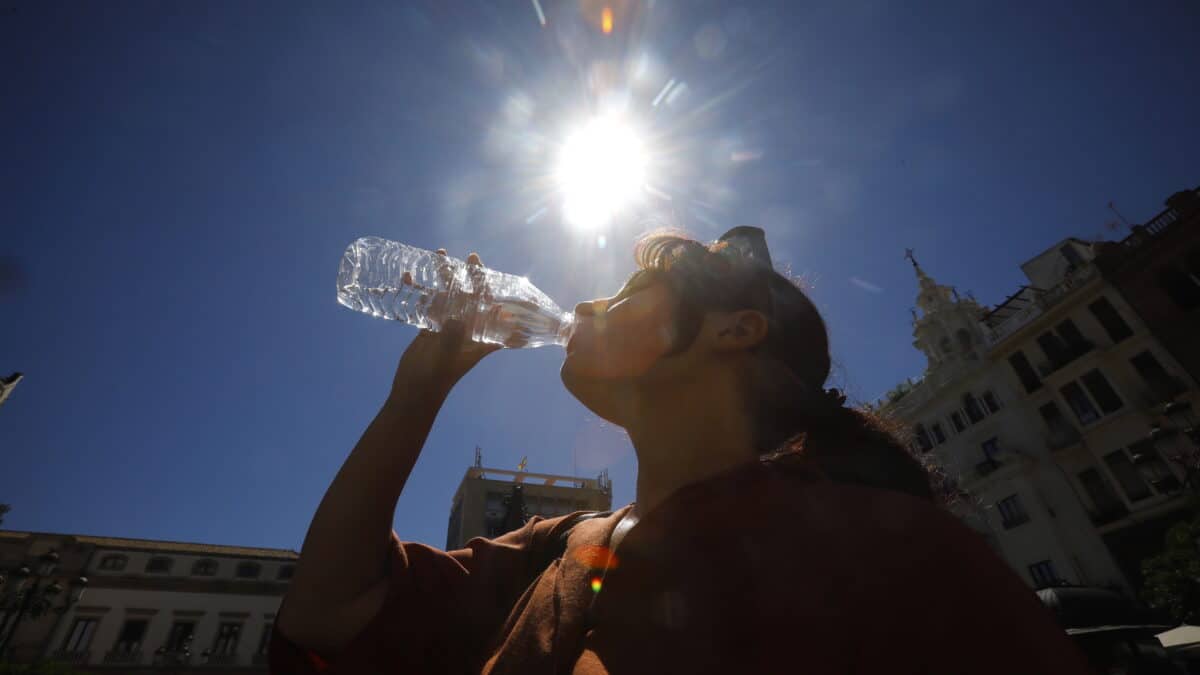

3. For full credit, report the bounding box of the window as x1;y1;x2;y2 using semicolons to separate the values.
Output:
211;622;242;656
1055;319;1092;354
1036;331;1071;368
112;619;147;654
996;494;1029;529
981;437;1001;460
1131;351;1181;401
1008;352;1042;393
1104;451;1152;501
1129;442;1182;494
1079;469;1126;518
913;424;933;453
930;423;946;445
1029;560;1059;589
1081;369;1123;414
956;328;974;355
165;621;195;652
257;623;273;655
1060;382;1100;425
963;394;985;424
982;391;1001;414
145;557;173;574
61;617;99;652
1039;401;1068;429
277;564;295;581
1088;297;1133;343
1159;265;1200;309
950;411;967;433
191;559;218;576
98;555;128;571
236;562;262;579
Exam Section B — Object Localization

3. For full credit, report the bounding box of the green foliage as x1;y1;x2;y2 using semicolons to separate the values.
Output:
1142;511;1200;623
0;662;86;675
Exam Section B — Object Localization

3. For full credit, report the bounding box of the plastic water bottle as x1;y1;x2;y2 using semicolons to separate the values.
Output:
337;237;575;349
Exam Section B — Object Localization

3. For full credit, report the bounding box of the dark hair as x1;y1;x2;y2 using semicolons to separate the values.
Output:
633;229;936;502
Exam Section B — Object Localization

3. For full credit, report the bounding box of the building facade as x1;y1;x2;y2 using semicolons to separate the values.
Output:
1;529;297;673
446;452;613;550
879;216;1199;591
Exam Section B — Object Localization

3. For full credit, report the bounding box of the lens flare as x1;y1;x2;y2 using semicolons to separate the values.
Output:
555;116;648;230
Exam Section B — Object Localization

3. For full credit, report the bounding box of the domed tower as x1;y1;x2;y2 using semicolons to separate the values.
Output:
906;250;987;374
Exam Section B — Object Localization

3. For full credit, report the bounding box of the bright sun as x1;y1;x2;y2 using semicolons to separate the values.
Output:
555;116;648;230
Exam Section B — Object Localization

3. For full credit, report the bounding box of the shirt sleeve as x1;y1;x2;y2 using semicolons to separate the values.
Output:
269;514;571;675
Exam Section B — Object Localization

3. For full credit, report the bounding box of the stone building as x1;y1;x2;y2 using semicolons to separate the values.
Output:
878;204;1199;590
1;528;296;673
446;450;613;550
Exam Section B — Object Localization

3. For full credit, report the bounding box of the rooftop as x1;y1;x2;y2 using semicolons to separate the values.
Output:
0;529;298;560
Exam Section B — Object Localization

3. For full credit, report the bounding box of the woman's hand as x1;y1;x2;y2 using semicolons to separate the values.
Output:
389;250;501;399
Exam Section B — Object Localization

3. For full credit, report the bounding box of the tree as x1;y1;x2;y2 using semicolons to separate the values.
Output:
1141;511;1200;623
0;504;9;527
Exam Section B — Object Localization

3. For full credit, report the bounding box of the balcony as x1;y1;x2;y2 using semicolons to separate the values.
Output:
1140;377;1189;409
49;650;90;665
103;650;144;665
204;653;241;667
154;650;193;667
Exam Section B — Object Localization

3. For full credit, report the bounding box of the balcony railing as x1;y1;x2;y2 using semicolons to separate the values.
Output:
103;650;144;665
155;650;193;667
205;652;241;666
49;650;90;665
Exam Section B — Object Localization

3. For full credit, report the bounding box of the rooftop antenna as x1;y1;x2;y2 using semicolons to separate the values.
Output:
1107;201;1131;227
474;446;482;468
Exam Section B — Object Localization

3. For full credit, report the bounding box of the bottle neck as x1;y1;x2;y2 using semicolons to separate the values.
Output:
554;312;576;348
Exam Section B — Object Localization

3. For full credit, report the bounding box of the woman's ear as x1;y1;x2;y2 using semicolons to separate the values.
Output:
711;310;769;351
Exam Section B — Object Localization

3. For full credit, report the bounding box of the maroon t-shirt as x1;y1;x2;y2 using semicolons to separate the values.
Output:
271;457;1092;674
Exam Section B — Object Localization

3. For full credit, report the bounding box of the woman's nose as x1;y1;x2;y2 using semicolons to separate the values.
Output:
574;299;606;318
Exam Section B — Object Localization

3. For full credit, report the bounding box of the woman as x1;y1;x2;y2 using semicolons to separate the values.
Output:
272;227;1090;674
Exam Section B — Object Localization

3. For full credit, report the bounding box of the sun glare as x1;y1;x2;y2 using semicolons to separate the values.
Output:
555;116;648;230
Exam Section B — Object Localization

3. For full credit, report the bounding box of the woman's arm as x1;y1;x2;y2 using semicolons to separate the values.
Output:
277;313;499;656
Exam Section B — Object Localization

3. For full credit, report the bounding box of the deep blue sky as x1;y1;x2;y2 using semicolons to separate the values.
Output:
2;1;1198;550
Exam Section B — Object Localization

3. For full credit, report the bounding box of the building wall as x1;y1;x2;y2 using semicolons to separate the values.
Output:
2;530;296;672
447;468;613;549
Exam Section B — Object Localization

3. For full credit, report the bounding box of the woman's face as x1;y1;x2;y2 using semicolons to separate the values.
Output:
560;270;682;421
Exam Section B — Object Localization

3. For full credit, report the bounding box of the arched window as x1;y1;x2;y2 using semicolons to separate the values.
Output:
236;562;262;579
191;559;218;576
963;393;985;424
956;328;973;352
98;554;128;571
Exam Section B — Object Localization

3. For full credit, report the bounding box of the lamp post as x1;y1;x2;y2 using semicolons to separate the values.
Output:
0;550;88;662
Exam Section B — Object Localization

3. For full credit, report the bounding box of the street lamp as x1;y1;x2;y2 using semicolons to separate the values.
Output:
0;550;88;661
